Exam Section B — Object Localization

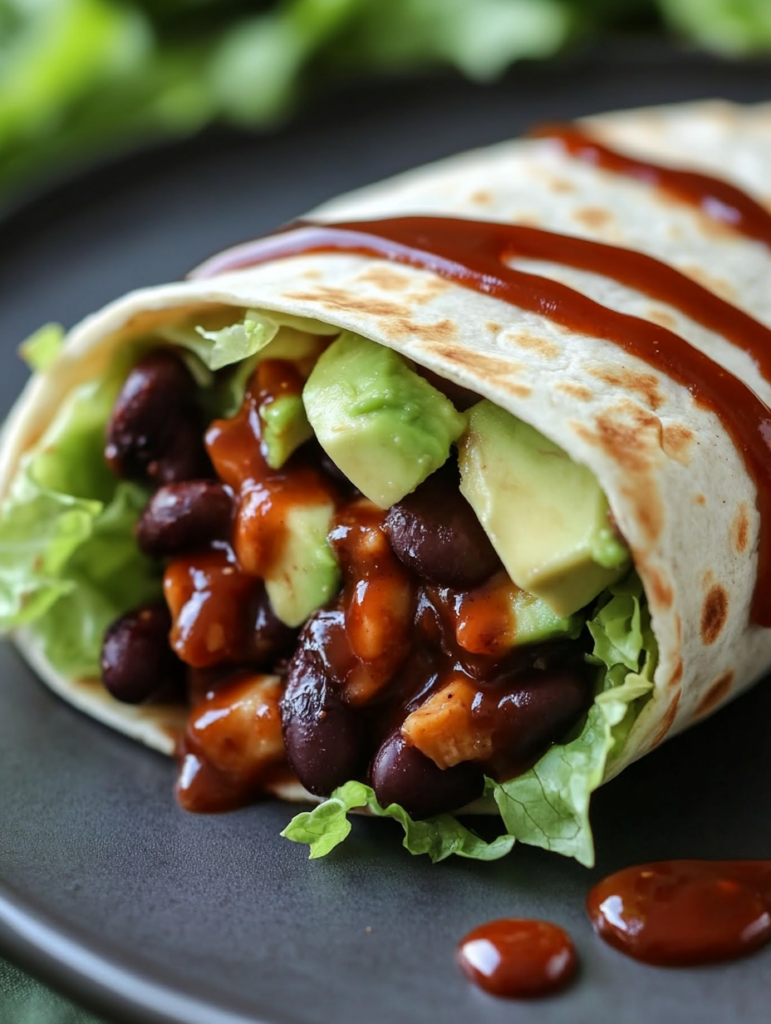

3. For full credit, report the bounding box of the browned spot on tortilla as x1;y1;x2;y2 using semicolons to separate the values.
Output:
471;190;493;206
486;321;502;333
428;345;530;395
556;382;593;401
547;176;575;194
695;670;735;718
701;584;729;645
387;318;457;344
695;493;706;505
574;401;665;541
508;331;559;359
731;502;750;554
662;422;695;465
572;205;614;230
647;307;678;330
651;691;681;747
675;613;682;645
285;288;412;319
668;658;683;689
647;566;673;609
680;264;738;302
411;277;452;304
589;365;665;410
355;267;412;292
302;269;322;280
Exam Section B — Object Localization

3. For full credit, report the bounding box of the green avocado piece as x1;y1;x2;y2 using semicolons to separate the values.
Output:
509;586;584;646
458;401;630;618
260;394;313;469
264;501;341;627
302;332;467;508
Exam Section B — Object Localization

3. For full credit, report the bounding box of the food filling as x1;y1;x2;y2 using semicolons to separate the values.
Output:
0;312;658;865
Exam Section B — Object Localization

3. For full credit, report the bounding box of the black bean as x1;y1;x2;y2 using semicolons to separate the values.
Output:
281;611;365;796
370;730;484;819
101;602;186;704
105;350;210;485
482;666;594;778
384;464;501;588
248;585;297;665
136;481;234;557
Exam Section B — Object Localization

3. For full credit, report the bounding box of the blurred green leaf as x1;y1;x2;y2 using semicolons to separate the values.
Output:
658;0;771;51
0;0;768;204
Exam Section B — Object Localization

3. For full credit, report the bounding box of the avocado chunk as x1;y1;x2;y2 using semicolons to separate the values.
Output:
303;332;467;508
454;573;583;655
260;394;313;469
263;501;341;627
509;585;584;645
458;401;629;617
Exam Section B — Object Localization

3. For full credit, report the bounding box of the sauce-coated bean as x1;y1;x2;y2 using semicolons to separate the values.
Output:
101;602;185;704
384;465;500;588
370;730;484;819
281;611;366;795
105;350;210;485
136;480;234;557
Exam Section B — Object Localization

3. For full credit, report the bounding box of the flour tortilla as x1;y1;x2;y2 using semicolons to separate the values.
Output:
3;99;771;801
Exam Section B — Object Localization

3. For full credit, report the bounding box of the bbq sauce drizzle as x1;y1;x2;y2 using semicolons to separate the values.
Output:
194;215;771;627
532;123;771;249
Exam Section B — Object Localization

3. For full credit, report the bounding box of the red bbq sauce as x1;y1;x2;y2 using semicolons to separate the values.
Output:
532;123;771;248
457;918;577;998
176;672;287;812
192;216;771;627
587;860;771;966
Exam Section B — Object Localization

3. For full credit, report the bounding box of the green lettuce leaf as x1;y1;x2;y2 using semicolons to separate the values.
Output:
282;780;515;862
18;322;65;373
159;311;279;372
0;363;160;676
490;573;656;867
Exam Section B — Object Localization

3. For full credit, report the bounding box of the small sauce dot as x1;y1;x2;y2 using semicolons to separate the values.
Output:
587;860;771;966
457;918;577;998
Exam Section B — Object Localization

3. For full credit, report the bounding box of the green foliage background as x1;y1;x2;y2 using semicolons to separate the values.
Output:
0;0;767;199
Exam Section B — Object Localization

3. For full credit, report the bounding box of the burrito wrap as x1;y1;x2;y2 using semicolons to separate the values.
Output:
3;98;771;800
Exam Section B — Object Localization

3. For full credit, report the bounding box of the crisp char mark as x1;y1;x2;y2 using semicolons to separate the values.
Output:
192;216;771;627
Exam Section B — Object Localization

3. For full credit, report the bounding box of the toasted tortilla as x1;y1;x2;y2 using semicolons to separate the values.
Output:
4;99;771;795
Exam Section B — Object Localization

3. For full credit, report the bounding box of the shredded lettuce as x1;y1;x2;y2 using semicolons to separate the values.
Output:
489;573;656;867
283;573;657;866
18;322;65;373
281;779;515;862
0;364;160;676
159;311;279;373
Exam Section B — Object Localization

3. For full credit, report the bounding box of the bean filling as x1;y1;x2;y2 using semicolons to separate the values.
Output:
101;347;595;817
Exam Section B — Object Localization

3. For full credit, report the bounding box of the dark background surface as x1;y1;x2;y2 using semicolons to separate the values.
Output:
1;45;771;1024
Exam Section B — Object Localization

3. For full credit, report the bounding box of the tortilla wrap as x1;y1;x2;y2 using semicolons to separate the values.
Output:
3;98;771;810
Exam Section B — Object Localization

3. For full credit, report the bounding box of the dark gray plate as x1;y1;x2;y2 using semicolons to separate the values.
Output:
2;43;771;1024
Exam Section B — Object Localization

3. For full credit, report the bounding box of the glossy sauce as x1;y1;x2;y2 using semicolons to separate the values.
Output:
533;123;771;248
457;918;577;998
587;860;771;966
163;548;261;668
192;216;771;627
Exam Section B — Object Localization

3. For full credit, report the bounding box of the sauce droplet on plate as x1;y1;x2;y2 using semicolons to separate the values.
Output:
457;918;577;997
587;860;771;966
